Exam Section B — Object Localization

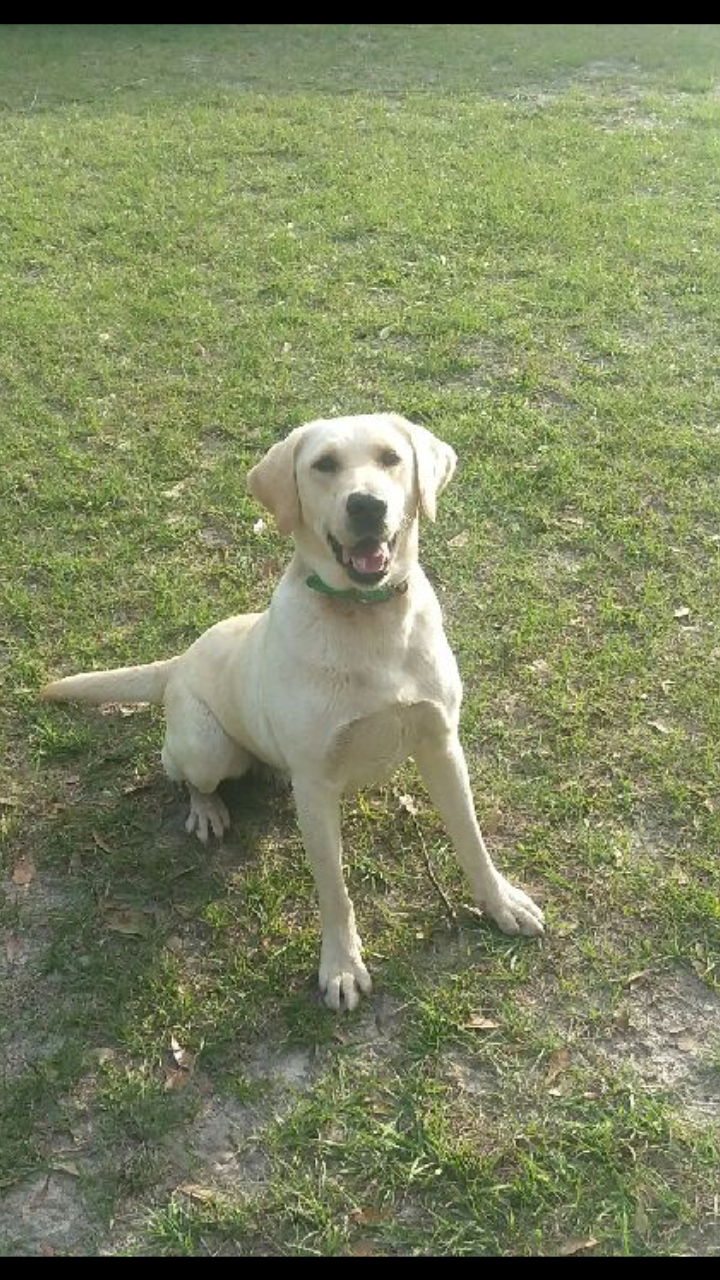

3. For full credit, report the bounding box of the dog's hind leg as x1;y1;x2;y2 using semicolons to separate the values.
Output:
161;686;252;844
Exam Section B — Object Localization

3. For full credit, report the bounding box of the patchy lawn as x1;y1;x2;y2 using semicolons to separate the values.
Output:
1;23;720;1256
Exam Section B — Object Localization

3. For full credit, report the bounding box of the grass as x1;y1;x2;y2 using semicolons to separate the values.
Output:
1;22;720;1256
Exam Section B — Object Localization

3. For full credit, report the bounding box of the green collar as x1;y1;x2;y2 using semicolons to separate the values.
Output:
306;572;408;604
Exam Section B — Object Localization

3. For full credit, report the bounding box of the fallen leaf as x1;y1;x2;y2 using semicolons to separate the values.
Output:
104;908;153;938
123;778;154;795
545;1047;570;1085
447;530;469;549
378;326;393;340
281;341;292;354
559;1237;598;1257
52;1161;81;1179
162;480;189;500
92;1048;116;1067
12;856;36;887
93;831;113;855
677;1036;697;1053
397;792;419;818
465;1015;501;1031
252;518;266;534
674;606;691;620
648;720;671;735
165;1068;190;1092
170;1034;197;1072
350;1208;391;1227
100;703;146;718
625;969;651;986
178;1184;216;1204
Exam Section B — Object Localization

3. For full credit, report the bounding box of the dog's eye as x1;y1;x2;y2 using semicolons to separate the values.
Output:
312;454;340;474
380;449;401;468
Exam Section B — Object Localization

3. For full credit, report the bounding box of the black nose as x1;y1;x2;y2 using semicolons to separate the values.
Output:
346;492;387;530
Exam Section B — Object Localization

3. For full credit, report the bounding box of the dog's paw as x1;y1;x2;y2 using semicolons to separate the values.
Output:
479;874;544;938
185;787;231;844
319;934;372;1012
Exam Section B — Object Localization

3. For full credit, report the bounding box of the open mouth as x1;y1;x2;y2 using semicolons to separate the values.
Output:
328;533;397;585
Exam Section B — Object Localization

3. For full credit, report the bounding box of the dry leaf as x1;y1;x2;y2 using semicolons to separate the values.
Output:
165;1068;190;1092
281;341;292;354
52;1160;81;1179
12;856;36;887
123;778;154;795
674;606;691;620
648;720;671;735
100;703;146;718
93;831;113;855
178;1184;216;1204
465;1015;501;1031
252;518;266;534
379;326;393;340
447;530;469;549
625;969;651;986
170;1035;196;1072
92;1048;116;1067
397;792;419;818
350;1208;391;1227
559;1237;598;1257
162;480;188;500
104;909;153;938
545;1047;570;1085
677;1036;697;1053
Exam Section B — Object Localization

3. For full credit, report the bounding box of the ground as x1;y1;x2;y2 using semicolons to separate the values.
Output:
1;23;720;1256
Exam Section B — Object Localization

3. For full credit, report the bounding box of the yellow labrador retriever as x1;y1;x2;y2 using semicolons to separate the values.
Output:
42;413;544;1010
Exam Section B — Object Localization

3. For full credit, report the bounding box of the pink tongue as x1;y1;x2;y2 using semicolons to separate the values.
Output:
350;545;387;575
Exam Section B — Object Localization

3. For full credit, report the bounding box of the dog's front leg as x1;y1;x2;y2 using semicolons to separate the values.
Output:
414;732;544;937
292;777;372;1011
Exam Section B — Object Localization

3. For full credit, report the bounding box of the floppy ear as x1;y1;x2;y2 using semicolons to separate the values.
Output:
247;426;307;535
391;415;457;521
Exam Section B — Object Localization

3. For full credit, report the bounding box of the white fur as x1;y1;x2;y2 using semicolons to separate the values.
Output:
42;413;543;1010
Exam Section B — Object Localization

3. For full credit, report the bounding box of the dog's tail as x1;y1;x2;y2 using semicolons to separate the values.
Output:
40;657;179;707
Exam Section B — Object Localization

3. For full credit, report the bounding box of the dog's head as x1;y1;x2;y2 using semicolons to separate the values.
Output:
247;413;456;589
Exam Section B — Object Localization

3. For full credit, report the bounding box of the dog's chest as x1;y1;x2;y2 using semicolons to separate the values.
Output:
327;700;448;793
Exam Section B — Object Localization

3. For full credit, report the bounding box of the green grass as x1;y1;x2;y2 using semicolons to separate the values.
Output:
1;23;720;1257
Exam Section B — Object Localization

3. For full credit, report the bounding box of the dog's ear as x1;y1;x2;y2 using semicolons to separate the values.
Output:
391;415;457;521
247;426;308;535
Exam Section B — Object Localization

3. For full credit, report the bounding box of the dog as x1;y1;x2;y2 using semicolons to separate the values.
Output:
42;413;544;1010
